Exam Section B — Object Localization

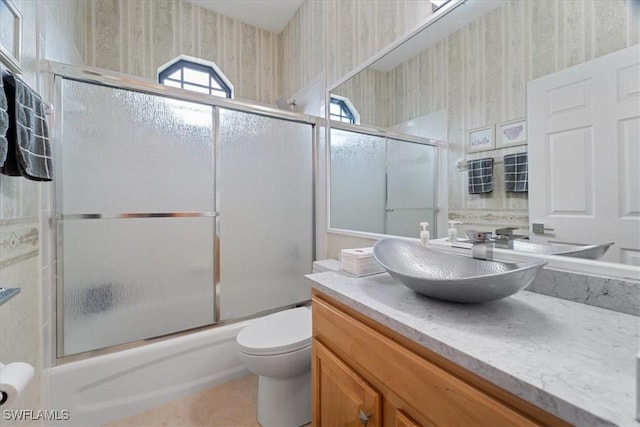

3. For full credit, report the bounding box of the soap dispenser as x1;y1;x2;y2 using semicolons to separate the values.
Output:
448;220;463;242
420;222;430;246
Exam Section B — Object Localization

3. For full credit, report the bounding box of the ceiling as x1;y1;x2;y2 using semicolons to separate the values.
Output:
187;0;304;33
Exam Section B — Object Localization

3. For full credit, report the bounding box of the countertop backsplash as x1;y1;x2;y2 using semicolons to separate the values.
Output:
525;267;639;317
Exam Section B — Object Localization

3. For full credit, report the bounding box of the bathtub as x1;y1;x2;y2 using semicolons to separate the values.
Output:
48;320;252;426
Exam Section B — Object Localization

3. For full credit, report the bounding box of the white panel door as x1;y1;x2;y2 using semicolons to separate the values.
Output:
528;45;640;265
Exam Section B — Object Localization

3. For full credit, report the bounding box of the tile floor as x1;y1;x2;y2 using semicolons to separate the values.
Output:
104;374;260;427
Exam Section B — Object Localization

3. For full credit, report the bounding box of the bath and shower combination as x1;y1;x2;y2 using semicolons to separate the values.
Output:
47;62;315;425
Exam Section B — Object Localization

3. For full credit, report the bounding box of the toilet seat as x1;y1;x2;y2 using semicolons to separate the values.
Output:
237;307;311;356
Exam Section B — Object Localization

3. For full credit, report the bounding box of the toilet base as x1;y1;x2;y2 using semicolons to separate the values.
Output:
257;371;311;427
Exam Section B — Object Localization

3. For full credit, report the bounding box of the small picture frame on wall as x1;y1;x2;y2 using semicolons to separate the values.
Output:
496;118;527;148
0;0;22;73
466;125;495;153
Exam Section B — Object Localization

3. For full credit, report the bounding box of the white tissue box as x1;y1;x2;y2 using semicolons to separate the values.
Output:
340;247;385;277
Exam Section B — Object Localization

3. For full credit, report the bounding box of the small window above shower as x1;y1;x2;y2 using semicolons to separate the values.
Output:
158;55;234;99
330;95;359;124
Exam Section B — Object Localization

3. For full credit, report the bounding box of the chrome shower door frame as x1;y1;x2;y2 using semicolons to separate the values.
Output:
327;121;440;238
48;62;317;363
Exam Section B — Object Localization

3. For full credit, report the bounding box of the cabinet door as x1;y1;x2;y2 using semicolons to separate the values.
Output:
313;339;381;427
395;409;421;427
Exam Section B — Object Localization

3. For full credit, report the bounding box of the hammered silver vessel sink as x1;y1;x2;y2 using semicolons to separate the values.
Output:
372;239;547;303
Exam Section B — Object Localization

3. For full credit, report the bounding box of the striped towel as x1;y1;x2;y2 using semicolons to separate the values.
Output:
0;70;52;181
467;158;493;194
504;152;528;193
0;67;8;167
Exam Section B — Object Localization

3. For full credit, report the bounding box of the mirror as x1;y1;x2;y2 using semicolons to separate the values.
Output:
329;124;439;238
328;0;640;267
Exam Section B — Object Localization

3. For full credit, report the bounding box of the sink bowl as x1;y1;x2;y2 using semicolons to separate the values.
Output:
372;239;547;303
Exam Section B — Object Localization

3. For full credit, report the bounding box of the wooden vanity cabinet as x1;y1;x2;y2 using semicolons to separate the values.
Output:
313;339;382;427
311;291;571;427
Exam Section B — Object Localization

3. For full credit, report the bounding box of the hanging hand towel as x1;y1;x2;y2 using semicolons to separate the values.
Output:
0;70;52;181
0;67;8;167
467;158;493;194
504;152;528;193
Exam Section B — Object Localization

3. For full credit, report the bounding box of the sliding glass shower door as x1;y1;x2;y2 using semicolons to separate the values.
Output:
55;69;315;359
329;127;438;237
57;79;216;357
385;138;437;237
218;109;313;320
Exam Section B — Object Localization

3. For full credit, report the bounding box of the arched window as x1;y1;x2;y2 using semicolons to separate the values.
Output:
158;56;233;98
330;96;359;124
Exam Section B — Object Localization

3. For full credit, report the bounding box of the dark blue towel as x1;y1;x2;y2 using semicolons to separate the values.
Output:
0;70;52;181
504;152;528;193
0;67;8;167
467;158;493;194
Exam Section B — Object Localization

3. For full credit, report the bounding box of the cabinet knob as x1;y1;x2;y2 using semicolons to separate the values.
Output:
359;409;371;426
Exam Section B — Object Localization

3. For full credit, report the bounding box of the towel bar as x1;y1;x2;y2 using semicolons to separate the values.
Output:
1;69;15;88
2;68;53;114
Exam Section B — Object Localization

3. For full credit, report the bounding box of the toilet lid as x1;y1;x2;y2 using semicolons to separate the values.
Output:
237;307;311;356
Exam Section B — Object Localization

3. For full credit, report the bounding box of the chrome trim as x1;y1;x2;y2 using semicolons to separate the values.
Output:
327;122;440;236
45;61;318;126
311;123;318;262
50;66;318;363
55;300;310;365
329;120;440;146
53;74;65;359
434;135;442;235
213;106;221;324
384;139;389;233
60;212;218;220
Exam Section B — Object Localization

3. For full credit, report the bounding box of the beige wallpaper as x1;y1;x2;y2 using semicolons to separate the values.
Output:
281;0;433;101
331;69;390;127
85;0;282;104
280;0;435;255
337;0;639;232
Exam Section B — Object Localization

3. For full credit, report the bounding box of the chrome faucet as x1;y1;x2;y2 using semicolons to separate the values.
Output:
471;231;495;260
468;228;527;259
472;241;494;260
493;227;527;248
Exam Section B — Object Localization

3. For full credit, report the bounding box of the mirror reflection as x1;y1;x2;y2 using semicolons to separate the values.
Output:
328;0;640;266
330;125;438;238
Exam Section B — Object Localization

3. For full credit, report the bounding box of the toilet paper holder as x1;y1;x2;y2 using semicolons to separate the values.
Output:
0;362;35;408
0;288;21;306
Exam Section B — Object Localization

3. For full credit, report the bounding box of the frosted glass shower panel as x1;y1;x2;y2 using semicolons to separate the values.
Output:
330;129;386;233
60;79;214;214
62;218;215;356
386;139;437;210
57;77;216;357
218;109;313;320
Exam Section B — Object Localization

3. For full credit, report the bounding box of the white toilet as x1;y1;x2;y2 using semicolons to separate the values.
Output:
236;306;312;427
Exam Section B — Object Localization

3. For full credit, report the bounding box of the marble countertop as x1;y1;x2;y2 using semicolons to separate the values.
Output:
306;271;640;427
